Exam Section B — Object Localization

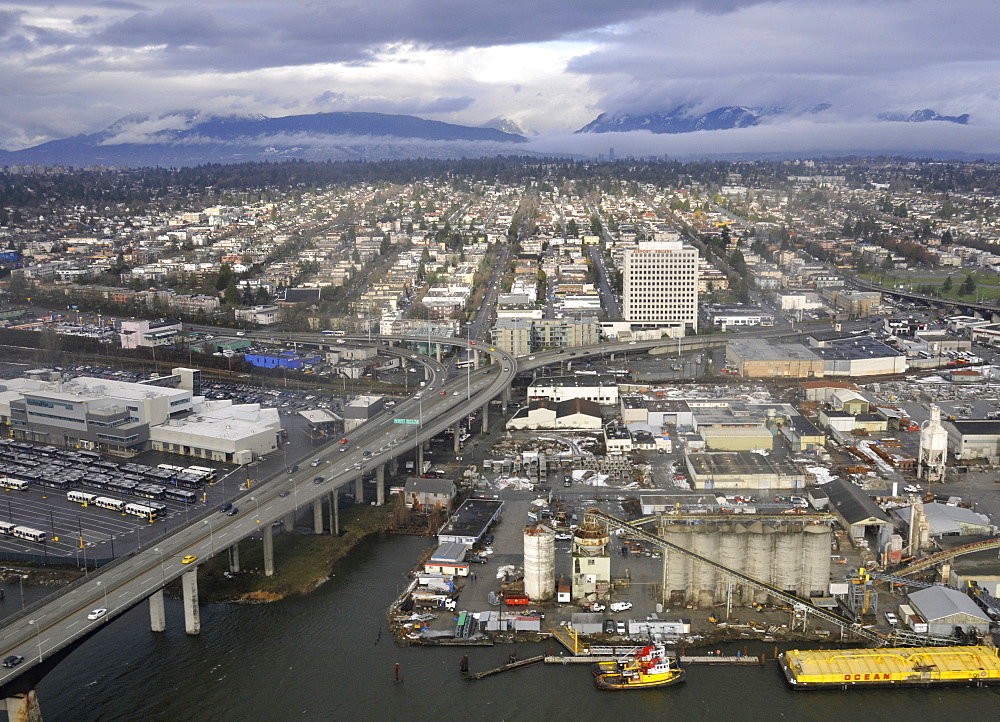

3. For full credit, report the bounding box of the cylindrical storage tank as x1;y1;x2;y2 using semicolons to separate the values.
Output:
663;525;692;606
772;527;801;595
746;523;775;605
691;525;720;608
572;516;610;557
803;525;832;597
524;524;556;601
717;524;744;601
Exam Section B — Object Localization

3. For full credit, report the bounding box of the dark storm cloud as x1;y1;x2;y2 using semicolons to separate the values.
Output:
568;0;1000;120
49;1;769;72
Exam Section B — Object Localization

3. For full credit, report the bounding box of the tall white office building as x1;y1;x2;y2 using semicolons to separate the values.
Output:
622;240;699;332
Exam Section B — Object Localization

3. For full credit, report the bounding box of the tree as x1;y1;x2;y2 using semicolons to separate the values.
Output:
961;273;976;297
223;280;240;306
942;275;953;293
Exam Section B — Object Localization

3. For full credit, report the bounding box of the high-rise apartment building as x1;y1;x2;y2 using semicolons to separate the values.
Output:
622;240;699;331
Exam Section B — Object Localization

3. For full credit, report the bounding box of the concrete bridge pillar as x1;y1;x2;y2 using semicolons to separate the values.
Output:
354;474;363;501
181;569;200;635
417;445;424;473
482;403;489;433
376;464;385;506
435;343;442;362
331;490;340;536
149;589;166;632
228;543;240;573
1;690;43;722
473;349;479;369
284;511;295;530
313;498;324;534
263;523;274;577
454;430;461;455
389;455;398;475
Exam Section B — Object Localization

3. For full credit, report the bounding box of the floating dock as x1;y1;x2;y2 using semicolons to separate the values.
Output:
780;646;1000;689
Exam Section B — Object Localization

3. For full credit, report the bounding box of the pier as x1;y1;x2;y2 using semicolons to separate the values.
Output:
464;654;545;680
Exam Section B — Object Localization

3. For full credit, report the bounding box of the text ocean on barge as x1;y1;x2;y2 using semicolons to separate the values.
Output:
780;646;1000;690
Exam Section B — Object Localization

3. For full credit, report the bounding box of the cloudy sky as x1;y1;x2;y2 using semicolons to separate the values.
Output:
1;0;998;155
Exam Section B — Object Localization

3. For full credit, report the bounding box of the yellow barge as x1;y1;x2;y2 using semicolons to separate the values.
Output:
780;646;1000;690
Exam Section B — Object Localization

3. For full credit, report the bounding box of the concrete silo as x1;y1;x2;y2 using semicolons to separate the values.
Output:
523;524;556;601
570;513;611;603
918;404;948;482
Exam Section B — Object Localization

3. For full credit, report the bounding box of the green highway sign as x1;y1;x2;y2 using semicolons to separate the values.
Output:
393;418;419;425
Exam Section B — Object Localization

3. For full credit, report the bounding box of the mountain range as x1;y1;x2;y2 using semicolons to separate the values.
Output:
0;105;976;167
0;111;527;167
576;105;971;134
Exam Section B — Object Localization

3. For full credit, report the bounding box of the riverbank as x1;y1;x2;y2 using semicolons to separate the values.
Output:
196;503;390;603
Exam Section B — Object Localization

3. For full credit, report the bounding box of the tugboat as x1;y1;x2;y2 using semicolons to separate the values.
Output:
594;645;686;690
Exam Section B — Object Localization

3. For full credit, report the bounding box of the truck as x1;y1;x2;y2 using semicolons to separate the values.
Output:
404;461;432;474
898;604;928;633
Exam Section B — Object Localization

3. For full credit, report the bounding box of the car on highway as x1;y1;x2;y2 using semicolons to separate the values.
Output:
279;491;291;498
338;444;348;452
469;341;476;346
311;459;322;466
218;503;233;513
339;438;349;444
226;507;239;516
287;465;298;473
438;390;446;395
182;555;198;564
2;655;24;668
313;476;326;484
87;607;108;620
362;450;372;457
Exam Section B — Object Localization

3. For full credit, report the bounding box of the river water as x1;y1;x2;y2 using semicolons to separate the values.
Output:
25;534;1000;721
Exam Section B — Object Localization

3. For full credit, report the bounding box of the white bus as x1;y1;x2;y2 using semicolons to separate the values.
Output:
1;477;29;491
185;466;217;482
157;464;186;475
94;497;126;512
67;490;98;505
12;526;47;542
124;502;159;519
0;521;17;535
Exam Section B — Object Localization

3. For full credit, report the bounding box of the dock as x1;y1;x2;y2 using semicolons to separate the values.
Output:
464;655;545;680
681;655;766;666
545;655;618;664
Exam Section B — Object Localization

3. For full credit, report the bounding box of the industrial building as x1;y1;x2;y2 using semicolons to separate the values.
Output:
684;451;806;490
823;478;893;551
891;503;995;538
907;587;992;636
621;240;699;332
149;400;281;464
437;498;504;547
726;339;825;379
1;369;281;463
570;514;612;604
943;418;1000;462
658;520;832;606
505;398;603;430
527;376;619;405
